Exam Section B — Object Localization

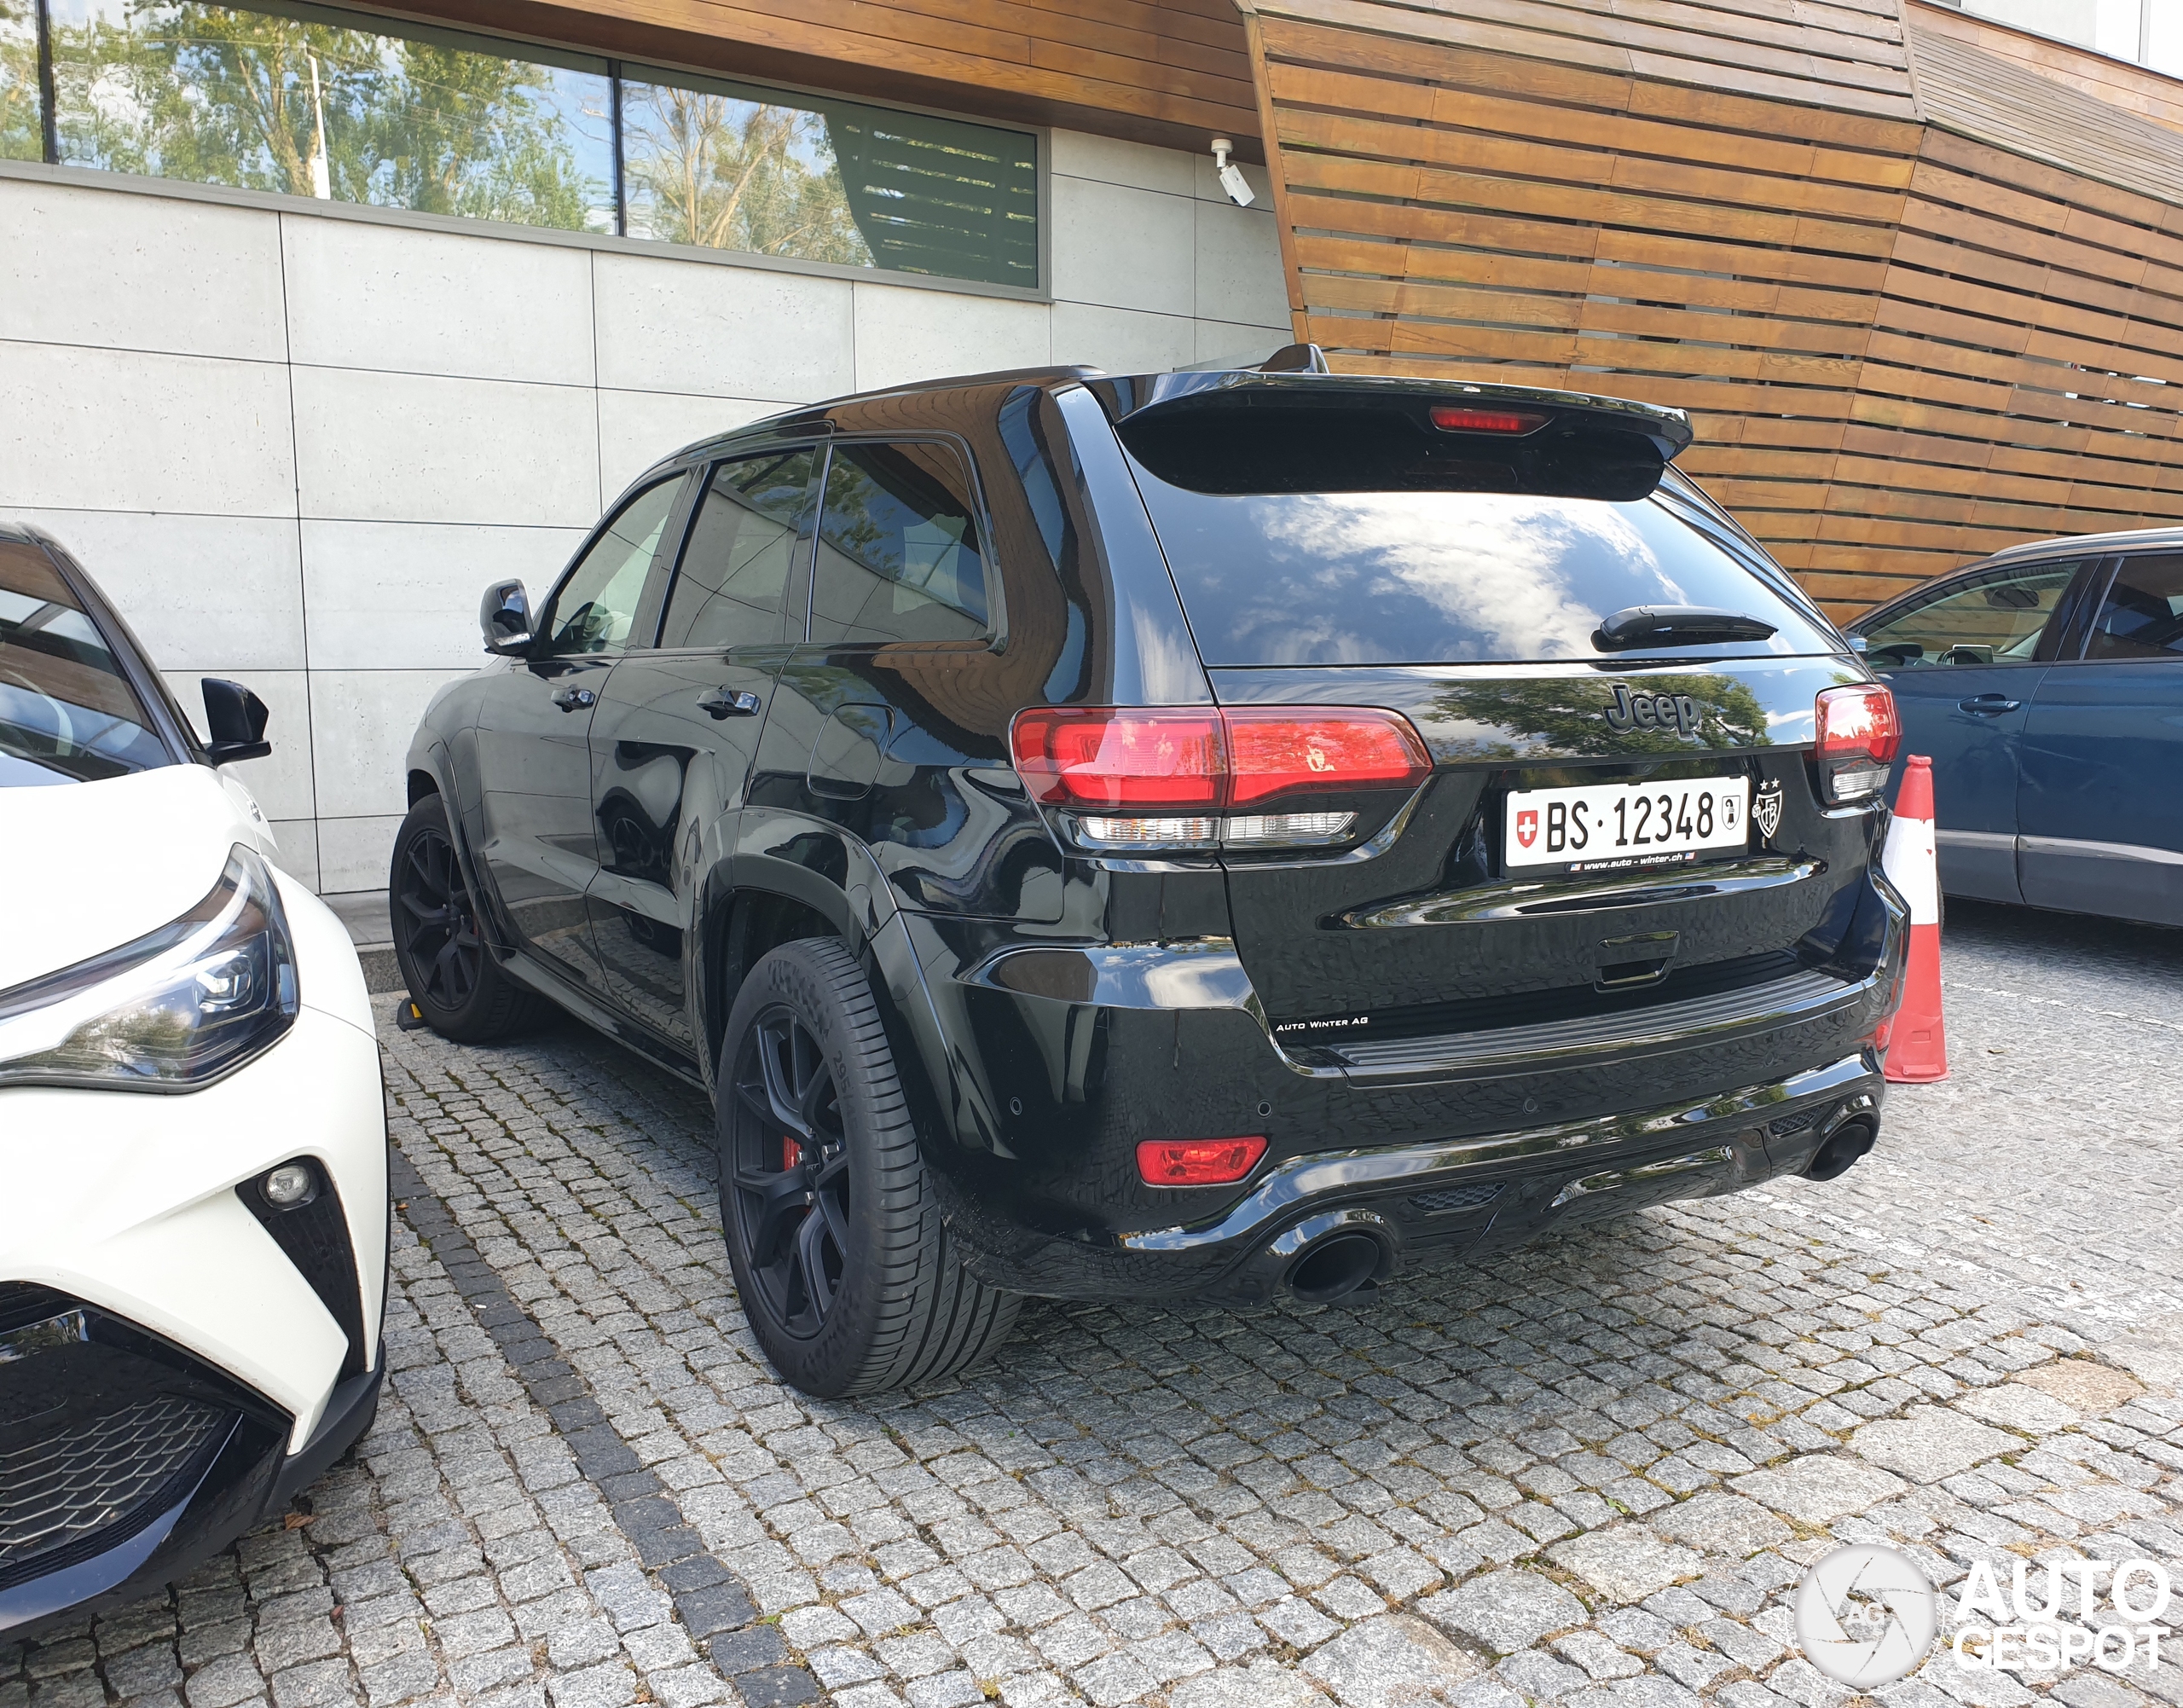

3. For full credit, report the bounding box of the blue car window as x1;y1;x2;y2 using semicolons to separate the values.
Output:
1860;561;2086;669
2085;554;2183;659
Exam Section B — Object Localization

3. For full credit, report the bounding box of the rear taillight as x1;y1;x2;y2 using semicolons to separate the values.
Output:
1137;1136;1266;1185
1010;707;1431;852
1815;684;1900;804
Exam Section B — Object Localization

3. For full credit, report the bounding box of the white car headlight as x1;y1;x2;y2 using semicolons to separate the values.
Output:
0;844;298;1091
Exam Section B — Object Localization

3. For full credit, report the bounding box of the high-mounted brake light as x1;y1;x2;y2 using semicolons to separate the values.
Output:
1009;707;1431;851
1815;683;1900;804
1137;1136;1267;1186
1430;404;1549;435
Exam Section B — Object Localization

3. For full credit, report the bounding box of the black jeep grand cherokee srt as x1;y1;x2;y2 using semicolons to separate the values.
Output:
394;349;1908;1398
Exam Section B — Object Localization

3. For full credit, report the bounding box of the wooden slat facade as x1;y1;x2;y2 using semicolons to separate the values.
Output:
1909;0;2183;138
1240;0;2183;616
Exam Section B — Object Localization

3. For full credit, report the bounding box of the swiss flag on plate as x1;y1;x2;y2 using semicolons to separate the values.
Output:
1515;809;1538;848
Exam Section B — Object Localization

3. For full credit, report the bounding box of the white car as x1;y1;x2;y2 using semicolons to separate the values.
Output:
0;523;388;1636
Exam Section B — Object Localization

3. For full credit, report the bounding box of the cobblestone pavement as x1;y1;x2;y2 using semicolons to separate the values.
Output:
8;901;2183;1708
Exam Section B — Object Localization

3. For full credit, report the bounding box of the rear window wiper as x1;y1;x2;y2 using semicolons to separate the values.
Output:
1593;605;1778;651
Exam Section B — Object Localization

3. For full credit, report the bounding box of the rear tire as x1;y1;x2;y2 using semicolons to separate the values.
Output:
717;938;1020;1398
389;795;541;1044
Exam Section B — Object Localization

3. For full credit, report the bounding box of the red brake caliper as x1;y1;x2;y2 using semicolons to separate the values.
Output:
783;1136;802;1172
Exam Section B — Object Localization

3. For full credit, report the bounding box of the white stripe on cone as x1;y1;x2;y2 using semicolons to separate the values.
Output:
1881;808;1938;926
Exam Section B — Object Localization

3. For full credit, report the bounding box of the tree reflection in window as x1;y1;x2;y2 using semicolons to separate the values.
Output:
1;0;37;160
620;79;867;264
45;0;612;230
618;68;1037;287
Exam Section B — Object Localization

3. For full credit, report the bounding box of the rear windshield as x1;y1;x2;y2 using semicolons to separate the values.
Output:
1121;441;1836;668
1;540;174;786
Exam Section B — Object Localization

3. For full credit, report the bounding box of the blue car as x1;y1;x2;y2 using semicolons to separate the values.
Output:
1845;530;2183;926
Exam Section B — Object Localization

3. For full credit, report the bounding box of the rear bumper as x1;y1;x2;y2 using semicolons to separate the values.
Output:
893;871;1905;1301
937;1045;1884;1301
1128;1053;1881;1302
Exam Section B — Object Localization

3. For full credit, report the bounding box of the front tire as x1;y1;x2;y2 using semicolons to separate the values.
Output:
389;795;541;1043
717;939;1019;1398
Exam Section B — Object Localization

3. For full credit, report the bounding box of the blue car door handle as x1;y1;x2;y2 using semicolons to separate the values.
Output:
1957;693;2022;715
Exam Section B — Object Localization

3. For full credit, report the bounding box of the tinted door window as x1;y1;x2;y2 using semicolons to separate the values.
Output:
1;540;172;786
541;478;682;656
1861;560;2086;668
809;442;989;646
658;449;817;651
2084;554;2183;659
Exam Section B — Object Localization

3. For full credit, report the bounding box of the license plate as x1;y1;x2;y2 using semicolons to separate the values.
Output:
1504;776;1749;873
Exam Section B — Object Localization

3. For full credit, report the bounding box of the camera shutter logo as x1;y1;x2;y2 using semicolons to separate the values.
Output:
1796;1545;1938;1688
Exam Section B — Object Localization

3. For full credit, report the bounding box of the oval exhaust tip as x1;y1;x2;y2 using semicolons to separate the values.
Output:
1804;1117;1876;1182
1286;1232;1383;1304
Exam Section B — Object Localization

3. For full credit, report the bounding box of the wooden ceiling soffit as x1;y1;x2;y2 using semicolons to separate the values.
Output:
1238;0;2183;617
370;0;1262;159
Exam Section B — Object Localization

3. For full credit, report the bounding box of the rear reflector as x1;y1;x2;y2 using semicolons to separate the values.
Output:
1010;707;1430;815
1137;1136;1267;1185
1815;683;1900;804
1430;404;1548;435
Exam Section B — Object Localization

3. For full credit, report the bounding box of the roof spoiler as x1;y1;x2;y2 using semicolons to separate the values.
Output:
1088;357;1692;465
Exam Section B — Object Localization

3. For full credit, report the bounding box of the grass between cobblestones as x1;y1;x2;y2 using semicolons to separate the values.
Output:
3;901;2180;1708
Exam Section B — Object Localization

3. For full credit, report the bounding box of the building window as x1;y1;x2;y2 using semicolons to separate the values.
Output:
1;0;1043;287
2;0;39;161
619;69;1038;288
44;0;615;229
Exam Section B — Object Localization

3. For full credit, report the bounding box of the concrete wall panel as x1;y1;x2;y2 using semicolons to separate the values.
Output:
850;286;1049;393
596;391;779;499
594;254;854;403
307;669;472;819
291;368;600;528
1049;177;1196;318
283;221;596;386
21;508;304;672
0;182;285;362
301;520;588;671
0;341;296;515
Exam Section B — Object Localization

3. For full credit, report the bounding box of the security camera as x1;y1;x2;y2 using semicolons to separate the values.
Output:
1211;138;1255;208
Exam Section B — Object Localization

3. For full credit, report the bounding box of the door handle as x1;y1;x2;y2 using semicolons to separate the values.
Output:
697;688;762;719
1957;694;2022;715
552;686;596;712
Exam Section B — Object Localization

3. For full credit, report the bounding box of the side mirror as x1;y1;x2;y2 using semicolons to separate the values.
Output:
202;678;271;765
1847;634;1869;654
481;579;534;655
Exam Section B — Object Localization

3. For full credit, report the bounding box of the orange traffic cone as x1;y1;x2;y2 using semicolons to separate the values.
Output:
1880;755;1947;1082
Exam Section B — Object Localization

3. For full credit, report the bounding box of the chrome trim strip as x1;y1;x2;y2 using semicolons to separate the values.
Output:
2019;835;2183;867
1325;967;1863;1078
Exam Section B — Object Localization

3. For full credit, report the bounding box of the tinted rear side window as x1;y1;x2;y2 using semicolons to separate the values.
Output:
810;441;988;646
1123;456;1835;668
0;540;172;786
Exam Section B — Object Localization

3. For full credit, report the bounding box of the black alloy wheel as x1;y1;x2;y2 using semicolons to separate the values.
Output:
727;1009;852;1338
397;823;481;1010
715;939;1020;1398
388;794;540;1042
